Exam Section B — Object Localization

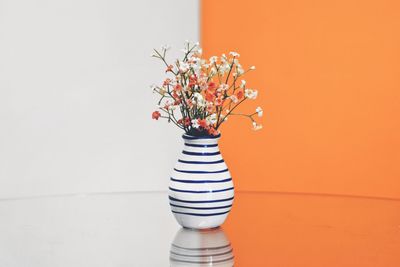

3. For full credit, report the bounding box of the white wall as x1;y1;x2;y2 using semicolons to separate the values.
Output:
0;0;199;198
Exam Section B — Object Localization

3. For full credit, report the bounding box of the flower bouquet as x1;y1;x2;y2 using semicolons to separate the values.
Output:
151;41;262;229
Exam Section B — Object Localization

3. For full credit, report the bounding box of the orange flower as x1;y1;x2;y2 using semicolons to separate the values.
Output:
174;84;182;91
205;90;216;102
208;127;219;136
152;111;161;120
198;119;208;129
165;65;173;72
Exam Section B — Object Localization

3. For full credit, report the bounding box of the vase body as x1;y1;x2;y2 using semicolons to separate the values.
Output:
169;134;234;229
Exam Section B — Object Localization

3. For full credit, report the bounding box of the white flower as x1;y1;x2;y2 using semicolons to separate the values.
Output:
245;89;258;99
229;51;240;57
221;54;227;61
237;66;244;75
252;122;263;131
161;44;171;51
240;80;246;88
250;65;256;70
193;92;206;107
230;95;238;103
210;67;217;76
191;119;200;128
207;113;218;124
218;84;229;91
209;56;218;64
179;62;189;73
256;106;263;117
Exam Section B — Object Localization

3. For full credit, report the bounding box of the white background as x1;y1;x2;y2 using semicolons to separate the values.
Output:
0;0;199;199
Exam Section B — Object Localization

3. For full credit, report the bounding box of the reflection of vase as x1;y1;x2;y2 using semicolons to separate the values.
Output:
169;134;234;229
170;227;234;267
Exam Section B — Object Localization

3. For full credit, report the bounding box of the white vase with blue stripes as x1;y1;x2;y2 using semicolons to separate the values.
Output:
169;133;234;229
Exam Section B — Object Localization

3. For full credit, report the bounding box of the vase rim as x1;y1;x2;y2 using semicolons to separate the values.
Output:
182;133;221;140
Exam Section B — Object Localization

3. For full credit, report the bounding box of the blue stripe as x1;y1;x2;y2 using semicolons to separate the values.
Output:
169;196;234;203
184;143;218;148
182;151;220;156
170;203;232;210
183;134;221;140
178;159;224;164
170;177;232;184
174;168;228;174
169;187;234;193
172;210;230;216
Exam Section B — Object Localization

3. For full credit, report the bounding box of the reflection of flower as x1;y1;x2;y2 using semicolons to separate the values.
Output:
151;42;263;135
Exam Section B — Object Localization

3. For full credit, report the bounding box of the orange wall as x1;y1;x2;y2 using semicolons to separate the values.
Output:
201;0;400;198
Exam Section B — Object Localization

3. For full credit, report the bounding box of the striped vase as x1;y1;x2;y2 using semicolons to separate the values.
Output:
169;134;234;229
170;227;234;266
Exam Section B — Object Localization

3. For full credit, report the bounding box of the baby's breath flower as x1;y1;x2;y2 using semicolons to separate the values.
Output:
161;44;171;51
151;42;262;133
207;113;218;124
245;89;258;99
256;107;263;117
230;95;239;103
209;56;218;64
250;66;256;70
191;119;200;128
252;121;263;130
210;67;217;76
179;62;189;73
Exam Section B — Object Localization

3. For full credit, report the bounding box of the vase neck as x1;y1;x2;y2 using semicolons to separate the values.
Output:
182;134;220;145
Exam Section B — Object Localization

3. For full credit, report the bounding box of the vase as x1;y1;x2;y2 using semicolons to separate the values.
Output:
170;227;234;266
169;134;234;229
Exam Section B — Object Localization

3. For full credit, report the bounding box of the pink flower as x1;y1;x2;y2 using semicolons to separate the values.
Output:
236;90;244;100
152;111;161;120
207;82;217;92
163;78;171;86
184;117;191;126
215;96;224;106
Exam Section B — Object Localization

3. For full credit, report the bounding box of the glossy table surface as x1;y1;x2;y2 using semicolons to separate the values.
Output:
0;191;399;266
